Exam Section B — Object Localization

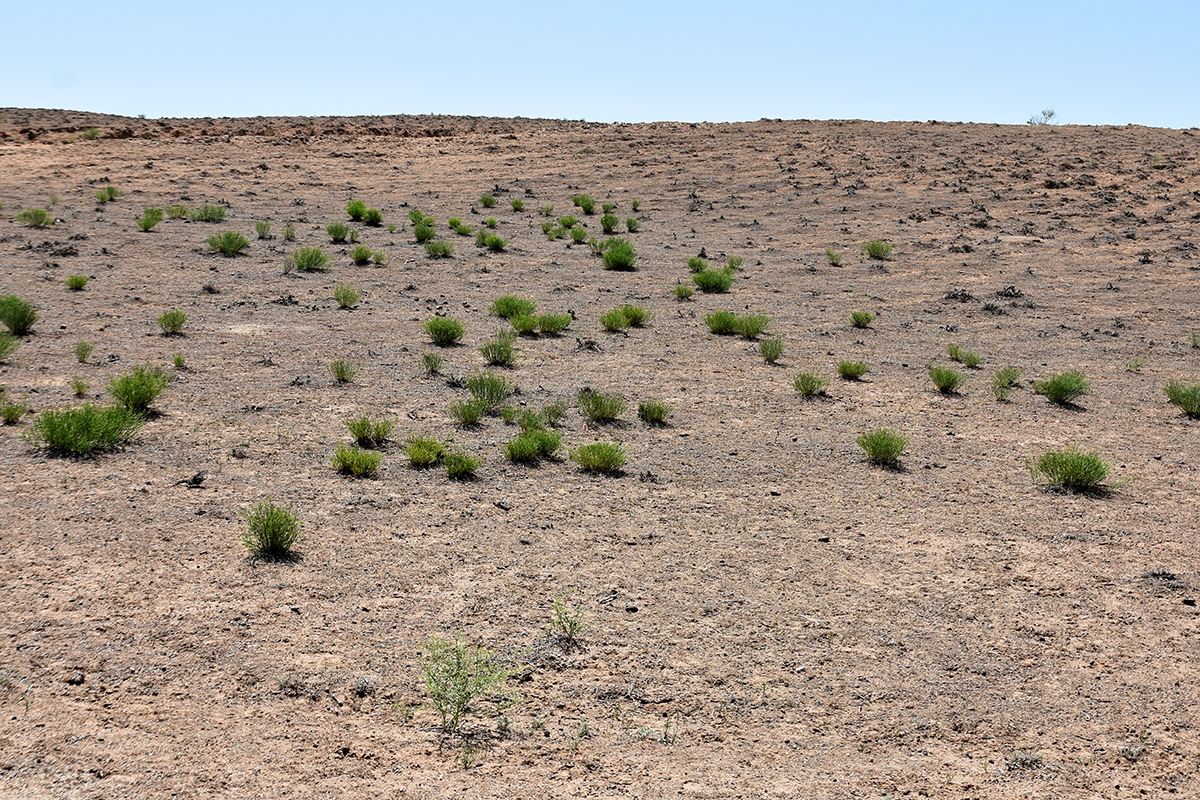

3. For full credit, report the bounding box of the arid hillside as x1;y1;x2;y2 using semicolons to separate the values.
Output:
1;110;1198;799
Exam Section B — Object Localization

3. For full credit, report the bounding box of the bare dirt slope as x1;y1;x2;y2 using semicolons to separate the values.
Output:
0;110;1198;799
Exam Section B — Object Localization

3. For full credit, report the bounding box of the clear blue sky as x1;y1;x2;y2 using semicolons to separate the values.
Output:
4;0;1196;128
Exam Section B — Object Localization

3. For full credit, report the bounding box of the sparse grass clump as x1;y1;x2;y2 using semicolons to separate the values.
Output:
66;274;89;290
425;317;465;346
558;215;578;229
351;244;374;265
190;204;226;222
1028;447;1110;490
449;399;486;427
1164;380;1200;418
572;194;596;214
760;337;784;363
537;313;572;335
693;267;734;293
346;200;367;221
482;233;506;251
578;389;626;424
734;314;769;339
414;222;437;243
837;360;870;380
332;283;361;309
673;284;695;300
361;208;383;227
484;217;498;229
1;401;29;425
862;240;894;260
991;366;1021;401
254;221;271;239
619;305;652;328
601;308;631;332
570;227;588;244
625;217;640;232
793;371;829;397
421;352;444;375
510;314;539;336
94;185;123;204
687;257;708;273
631;199;641;211
444;450;480;479
601;238;637;270
928;364;966;394
425;240;454;258
329;360;358;383
705;311;739;335
826;248;843;266
157;309;188;335
0;333;19;363
331;444;381;478
166;205;188;219
509;197;525;212
947;345;983;368
491;295;538;319
207;231;250;257
479;194;497;208
405;435;446;467
570;442;626;473
327;222;355;243
638;399;671;424
74;340;94;363
26;404;145;456
345;414;394;448
17;208;53;228
0;296;38;336
1033;370;1089;405
850;310;875;328
80;127;102;140
857;427;907;467
504;429;562;463
289;246;331;272
283;223;296;241
137;206;164;232
421;635;517;734
240;500;301;558
480;329;517;367
71;377;90;397
108;365;170;413
600;214;619;234
467;371;515;414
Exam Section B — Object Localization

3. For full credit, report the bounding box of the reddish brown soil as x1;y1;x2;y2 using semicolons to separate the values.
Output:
1;110;1198;799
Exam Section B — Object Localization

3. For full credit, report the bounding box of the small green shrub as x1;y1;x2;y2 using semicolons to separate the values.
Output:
421;352;445;375
421;635;517;734
26;404;145;456
638;399;671;424
172;353;186;370
253;221;271;239
480;329;517;367
327;222;353;243
673;284;695;301
687;257;708;273
157;309;188;335
542;399;568;426
346;200;367;221
240;500;301;558
826;248;843;266
928;364;966;394
108;365;170;413
947;345;982;368
760;336;784;363
332;283;361;309
509;198;525;212
601;308;631;332
1125;357;1147;373
558;215;578;229
190;204;226;222
601;238;637;270
483;233;506;251
425;240;454;258
850;310;875;328
600;214;619;234
693;268;733;292
0;295;37;337
705;311;739;335
405;435;446;467
570;227;588;244
93;185;122;204
570;442;626;473
538;313;572;335
484;217;498;229
479;194;498;208
166;205;188;219
726;256;744;270
329;360;358;383
1190;331;1200;348
283;223;296;241
71;377;90;396
510;314;539;336
74;340;94;363
992;366;1021;401
619;305;652;327
579;389;625;424
625;217;640;232
837;360;869;380
539;205;554;216
137;206;164;232
65;274;89;290
734;314;769;339
351;244;374;265
444;450;480;479
207;231;250;257
290;246;330;272
602;203;615;213
410;222;436;244
862;240;894;260
793;371;828;397
1164;380;1200;418
449;399;486;427
504;429;561;462
361;208;383;227
345;414;394;448
17;208;53;228
466;371;515;414
1;401;29;425
425;317;465;346
1029;447;1110;490
80;127;102;140
491;296;538;319
572;194;596;214
857;427;907;467
0;333;18;363
631;199;641;211
331;444;381;478
1033;370;1089;405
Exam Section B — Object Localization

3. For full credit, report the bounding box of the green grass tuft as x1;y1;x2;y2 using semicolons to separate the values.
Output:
466;371;515;415
570;442;626;473
189;204;226;222
862;240;894;260
793;371;828;397
601;238;637;270
991;366;1021;401
331;444;381;478
928;364;966;394
1033;370;1089;405
136;206;164;232
760;337;784;363
1164;380;1200;418
1028;447;1110;490
345;414;395;448
108;365;170;413
837;360;869;380
332;283;361;309
17;208;53;228
289;246;331;272
405;435;446;467
425;317;465;346
850;310;875;328
207;231;250;257
579;389;625;424
480;329;517;367
693;267;734;292
444;450;480;479
638;399;671;424
157;309;188;335
329;360;358;383
857;427;907;467
240;500;301;558
0;296;38;336
26;404;144;456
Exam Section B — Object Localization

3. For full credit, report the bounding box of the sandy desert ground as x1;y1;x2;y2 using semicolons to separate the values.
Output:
0;110;1199;799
